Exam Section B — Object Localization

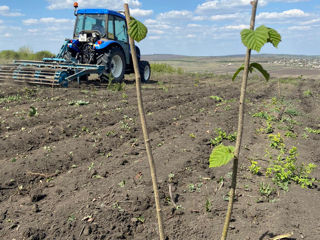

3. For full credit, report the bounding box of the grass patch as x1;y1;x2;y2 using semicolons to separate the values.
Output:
151;63;184;74
273;77;299;85
0;47;55;62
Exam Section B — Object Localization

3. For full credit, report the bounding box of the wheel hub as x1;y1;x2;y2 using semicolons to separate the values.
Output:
111;55;123;78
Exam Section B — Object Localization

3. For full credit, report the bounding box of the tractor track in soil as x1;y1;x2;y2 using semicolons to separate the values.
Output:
0;73;319;240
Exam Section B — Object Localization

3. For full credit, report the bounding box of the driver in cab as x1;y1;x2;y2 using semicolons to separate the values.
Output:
92;19;105;35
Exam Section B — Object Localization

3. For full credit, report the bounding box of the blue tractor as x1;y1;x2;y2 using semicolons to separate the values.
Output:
0;3;151;86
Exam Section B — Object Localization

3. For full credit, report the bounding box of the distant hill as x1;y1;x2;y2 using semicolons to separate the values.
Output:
142;54;187;61
142;54;320;62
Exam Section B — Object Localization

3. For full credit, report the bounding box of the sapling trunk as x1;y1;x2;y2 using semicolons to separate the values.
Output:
220;1;258;240
124;4;165;240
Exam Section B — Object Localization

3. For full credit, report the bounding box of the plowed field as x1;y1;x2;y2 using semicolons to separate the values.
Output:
0;71;319;239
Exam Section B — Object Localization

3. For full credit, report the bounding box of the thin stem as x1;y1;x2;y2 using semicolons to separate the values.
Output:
124;4;165;240
220;1;258;240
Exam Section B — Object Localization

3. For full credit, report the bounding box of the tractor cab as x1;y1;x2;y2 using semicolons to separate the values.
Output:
73;9;128;43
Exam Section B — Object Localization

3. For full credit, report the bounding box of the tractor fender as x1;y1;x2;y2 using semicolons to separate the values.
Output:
94;40;122;51
95;40;129;64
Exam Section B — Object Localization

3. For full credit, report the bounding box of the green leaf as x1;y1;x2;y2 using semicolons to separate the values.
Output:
29;106;37;117
267;28;281;48
209;144;235;168
241;25;269;52
128;17;148;42
232;64;255;81
232;65;244;81
250;62;270;81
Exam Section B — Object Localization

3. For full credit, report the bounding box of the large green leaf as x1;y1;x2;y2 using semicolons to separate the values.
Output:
250;62;270;81
209;144;235;168
128;17;148;42
267;28;281;48
241;25;269;52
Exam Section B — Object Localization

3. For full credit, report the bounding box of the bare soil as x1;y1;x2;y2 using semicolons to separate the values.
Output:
0;71;319;240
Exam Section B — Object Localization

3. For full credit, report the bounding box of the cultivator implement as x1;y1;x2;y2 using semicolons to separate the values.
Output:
0;59;105;87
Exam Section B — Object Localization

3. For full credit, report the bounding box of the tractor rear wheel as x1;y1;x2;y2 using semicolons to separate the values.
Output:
139;61;151;82
98;47;125;82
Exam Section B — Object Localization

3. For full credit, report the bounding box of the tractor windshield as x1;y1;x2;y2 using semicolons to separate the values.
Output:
74;14;106;36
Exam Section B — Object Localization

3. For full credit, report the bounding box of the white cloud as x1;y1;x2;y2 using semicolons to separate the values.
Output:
272;0;309;2
145;21;171;30
195;0;310;14
0;19;3;24
288;25;311;30
196;0;267;13
23;19;39;25
210;13;242;21
257;9;309;19
40;18;72;24
130;8;153;17
144;19;157;25
148;35;161;40
222;24;249;30
28;29;39;33
187;24;202;28
23;18;73;25
0;5;23;17
186;34;196;38
192;16;205;21
47;0;141;10
300;18;320;25
4;33;12;37
149;29;164;35
158;10;193;20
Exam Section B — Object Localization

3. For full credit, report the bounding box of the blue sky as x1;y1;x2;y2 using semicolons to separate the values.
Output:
0;0;319;56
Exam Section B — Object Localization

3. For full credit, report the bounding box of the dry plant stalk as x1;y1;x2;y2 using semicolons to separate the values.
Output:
124;4;165;240
270;232;294;240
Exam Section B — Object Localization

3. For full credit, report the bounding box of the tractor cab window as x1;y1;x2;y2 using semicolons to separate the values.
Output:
75;14;106;36
114;17;128;43
107;15;115;39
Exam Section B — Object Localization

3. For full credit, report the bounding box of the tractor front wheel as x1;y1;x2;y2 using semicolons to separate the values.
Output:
98;47;125;82
139;61;151;83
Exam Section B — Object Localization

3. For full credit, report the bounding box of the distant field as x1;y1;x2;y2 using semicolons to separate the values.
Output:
143;54;320;80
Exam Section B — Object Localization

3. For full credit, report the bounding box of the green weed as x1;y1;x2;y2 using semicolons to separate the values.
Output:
118;180;126;188
189;133;196;139
252;111;270;120
284;131;297;138
157;81;168;92
210;128;237;146
205;199;212;212
266;134;317;190
303;89;312;97
249;160;261;175
28;106;37;117
268;133;284;149
112;202;124;212
210;95;223;102
0;95;21;104
259;182;275;199
305;127;320;134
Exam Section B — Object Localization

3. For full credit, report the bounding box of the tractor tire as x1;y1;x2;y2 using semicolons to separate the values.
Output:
98;47;125;82
139;61;151;82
